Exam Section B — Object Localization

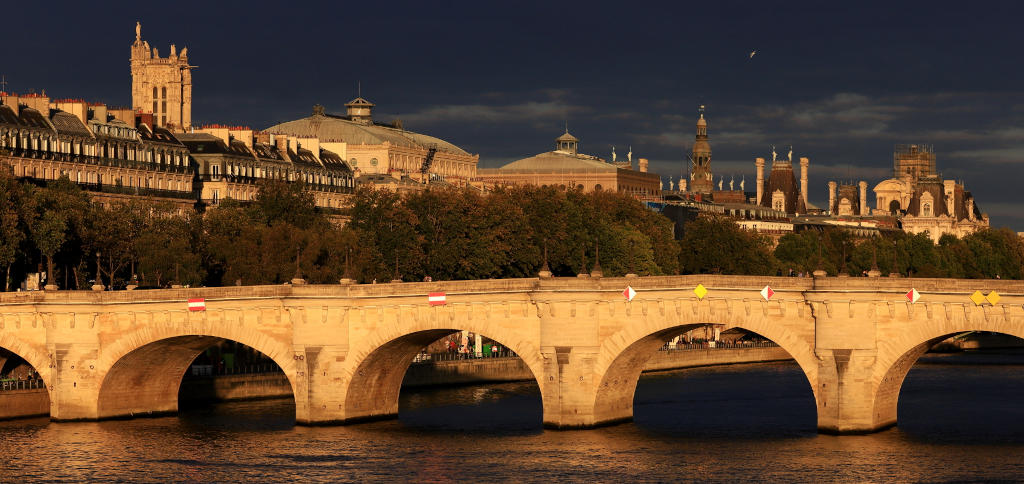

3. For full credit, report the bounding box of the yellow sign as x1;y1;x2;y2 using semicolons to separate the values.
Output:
970;291;986;306
986;291;1001;305
694;284;708;300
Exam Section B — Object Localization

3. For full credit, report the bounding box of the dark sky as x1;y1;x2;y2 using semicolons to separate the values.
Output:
4;1;1023;230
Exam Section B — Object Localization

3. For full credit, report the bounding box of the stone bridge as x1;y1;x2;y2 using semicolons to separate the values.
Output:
0;275;1021;434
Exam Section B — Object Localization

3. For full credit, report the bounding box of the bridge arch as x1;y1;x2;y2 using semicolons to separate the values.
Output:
340;318;545;424
0;332;51;390
871;311;1024;430
592;309;818;426
93;325;298;420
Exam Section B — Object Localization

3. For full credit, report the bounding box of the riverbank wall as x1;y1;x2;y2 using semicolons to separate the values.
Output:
0;387;49;421
179;373;292;405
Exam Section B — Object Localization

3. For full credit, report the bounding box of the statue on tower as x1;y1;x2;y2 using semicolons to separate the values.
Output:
627;146;632;163
771;145;777;162
612;146;616;162
788;145;793;162
740;175;745;191
136;21;141;42
730;176;734;191
669;178;674;191
718;176;723;191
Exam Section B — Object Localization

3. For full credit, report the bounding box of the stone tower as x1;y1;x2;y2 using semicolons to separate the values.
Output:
689;105;713;194
130;22;192;130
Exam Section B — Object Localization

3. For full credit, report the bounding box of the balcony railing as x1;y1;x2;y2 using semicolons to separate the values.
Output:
659;340;780;351
196;174;354;194
79;182;198;201
6;149;193;174
0;379;45;392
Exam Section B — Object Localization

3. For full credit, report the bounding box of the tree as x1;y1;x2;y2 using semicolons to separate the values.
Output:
31;211;67;288
83;203;137;288
348;187;424;282
250;179;318;229
0;170;28;291
680;216;774;275
0;208;21;291
136;207;204;287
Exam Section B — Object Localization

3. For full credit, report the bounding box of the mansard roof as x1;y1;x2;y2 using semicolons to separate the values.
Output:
18;107;54;130
251;141;285;162
0;105;20;126
760;161;807;214
319;148;353;173
178;133;247;158
138;123;185;147
48;111;94;139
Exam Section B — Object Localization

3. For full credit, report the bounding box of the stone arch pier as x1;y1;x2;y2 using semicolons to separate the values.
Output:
0;276;1020;433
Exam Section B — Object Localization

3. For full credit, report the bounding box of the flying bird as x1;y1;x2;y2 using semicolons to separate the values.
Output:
749;50;757;59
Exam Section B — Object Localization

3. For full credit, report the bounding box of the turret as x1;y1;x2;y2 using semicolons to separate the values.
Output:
555;130;578;155
345;97;375;124
755;157;765;205
800;157;809;206
690;105;713;193
859;181;868;216
828;181;837;215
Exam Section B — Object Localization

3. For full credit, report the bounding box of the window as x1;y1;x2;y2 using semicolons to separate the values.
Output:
922;202;932;217
370;158;378;166
161;87;167;99
349;158;357;167
153;87;158;99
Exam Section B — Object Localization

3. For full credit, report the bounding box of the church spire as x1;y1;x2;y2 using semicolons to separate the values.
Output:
689;105;713;194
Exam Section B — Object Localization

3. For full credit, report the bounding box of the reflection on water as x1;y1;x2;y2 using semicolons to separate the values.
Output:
1;355;1023;481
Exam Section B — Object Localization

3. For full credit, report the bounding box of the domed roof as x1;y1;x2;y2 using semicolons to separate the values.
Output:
265;112;469;155
873;178;909;192
498;150;612;172
696;114;707;127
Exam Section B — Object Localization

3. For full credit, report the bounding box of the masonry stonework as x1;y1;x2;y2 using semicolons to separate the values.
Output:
0;276;1021;433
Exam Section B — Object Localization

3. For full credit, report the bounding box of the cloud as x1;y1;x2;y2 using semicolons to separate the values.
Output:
946;147;1024;164
393;101;586;125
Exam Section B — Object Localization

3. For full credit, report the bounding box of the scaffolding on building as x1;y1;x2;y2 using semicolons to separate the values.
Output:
893;144;935;179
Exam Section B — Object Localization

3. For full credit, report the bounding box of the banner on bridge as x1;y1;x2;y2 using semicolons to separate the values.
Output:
187;298;206;311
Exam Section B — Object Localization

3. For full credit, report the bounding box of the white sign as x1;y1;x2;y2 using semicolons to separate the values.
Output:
623;286;636;302
906;288;920;304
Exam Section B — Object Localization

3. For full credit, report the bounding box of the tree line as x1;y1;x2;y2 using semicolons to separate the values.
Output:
681;216;1024;279
0;173;679;290
1;170;1021;291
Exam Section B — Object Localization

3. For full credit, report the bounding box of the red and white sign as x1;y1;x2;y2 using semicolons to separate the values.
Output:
428;292;447;306
906;288;920;304
623;286;636;302
188;298;206;311
760;285;775;301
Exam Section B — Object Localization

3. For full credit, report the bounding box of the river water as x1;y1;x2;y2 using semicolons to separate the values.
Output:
1;353;1023;482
